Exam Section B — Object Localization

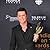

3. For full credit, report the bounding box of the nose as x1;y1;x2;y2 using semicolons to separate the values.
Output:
21;16;25;19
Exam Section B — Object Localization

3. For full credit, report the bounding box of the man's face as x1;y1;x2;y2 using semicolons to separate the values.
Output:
17;11;27;24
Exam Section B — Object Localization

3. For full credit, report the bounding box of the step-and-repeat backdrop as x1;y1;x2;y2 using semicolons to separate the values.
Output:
0;0;50;50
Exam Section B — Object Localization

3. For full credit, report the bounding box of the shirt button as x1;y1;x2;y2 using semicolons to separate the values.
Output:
25;48;27;50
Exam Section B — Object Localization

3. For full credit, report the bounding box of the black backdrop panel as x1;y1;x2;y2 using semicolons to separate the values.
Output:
0;0;50;50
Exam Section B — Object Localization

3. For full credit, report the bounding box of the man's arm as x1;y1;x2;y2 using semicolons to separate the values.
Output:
9;28;16;50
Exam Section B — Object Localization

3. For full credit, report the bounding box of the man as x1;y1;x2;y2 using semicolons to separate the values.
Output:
10;7;43;50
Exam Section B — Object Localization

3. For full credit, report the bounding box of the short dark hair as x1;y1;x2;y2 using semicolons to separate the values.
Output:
16;7;27;16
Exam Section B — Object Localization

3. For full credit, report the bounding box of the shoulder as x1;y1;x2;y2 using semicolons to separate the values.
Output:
11;25;20;36
28;22;36;33
12;24;20;31
28;22;36;28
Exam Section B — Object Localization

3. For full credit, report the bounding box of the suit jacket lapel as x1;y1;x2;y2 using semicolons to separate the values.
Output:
17;24;25;41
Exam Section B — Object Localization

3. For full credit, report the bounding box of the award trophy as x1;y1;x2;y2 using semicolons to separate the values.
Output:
33;22;43;42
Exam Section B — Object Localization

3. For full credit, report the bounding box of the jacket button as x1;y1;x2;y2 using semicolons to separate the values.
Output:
25;48;27;50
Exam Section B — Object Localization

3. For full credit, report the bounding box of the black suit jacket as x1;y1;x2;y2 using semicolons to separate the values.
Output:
9;22;37;50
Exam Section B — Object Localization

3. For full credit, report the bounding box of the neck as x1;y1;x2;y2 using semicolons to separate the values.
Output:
20;21;28;32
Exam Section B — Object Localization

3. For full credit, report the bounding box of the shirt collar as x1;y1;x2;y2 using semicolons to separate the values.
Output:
18;22;31;30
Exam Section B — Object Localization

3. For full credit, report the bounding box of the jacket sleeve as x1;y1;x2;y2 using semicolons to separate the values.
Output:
9;28;17;50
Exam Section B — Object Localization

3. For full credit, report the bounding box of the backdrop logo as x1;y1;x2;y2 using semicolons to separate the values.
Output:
6;0;20;4
35;0;43;5
31;16;46;20
6;15;17;21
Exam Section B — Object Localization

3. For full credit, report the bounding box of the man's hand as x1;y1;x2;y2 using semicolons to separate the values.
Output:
33;34;39;42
